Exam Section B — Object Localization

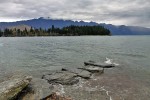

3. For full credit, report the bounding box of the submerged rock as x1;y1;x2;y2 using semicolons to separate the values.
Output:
0;76;32;100
84;61;115;68
43;92;72;100
42;71;79;85
62;68;92;79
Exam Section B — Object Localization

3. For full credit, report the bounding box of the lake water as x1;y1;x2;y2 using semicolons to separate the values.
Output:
0;36;150;99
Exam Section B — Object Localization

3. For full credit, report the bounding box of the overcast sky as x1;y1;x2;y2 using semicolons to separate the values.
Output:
0;0;150;27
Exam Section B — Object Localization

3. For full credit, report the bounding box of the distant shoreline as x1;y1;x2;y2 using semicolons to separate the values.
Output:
0;25;111;37
0;34;111;37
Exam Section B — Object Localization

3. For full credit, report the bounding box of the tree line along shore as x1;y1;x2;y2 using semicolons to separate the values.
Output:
0;25;111;37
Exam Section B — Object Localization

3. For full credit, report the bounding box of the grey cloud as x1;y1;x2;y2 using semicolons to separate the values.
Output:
0;0;150;27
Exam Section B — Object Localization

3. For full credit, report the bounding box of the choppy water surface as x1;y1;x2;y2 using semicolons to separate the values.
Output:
0;36;150;99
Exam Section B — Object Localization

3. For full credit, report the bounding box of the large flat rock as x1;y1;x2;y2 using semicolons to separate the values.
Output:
0;76;32;100
84;61;115;68
42;71;79;85
62;68;92;79
77;70;92;79
79;66;104;73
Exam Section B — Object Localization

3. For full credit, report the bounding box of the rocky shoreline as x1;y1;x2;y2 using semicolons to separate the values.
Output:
0;61;115;100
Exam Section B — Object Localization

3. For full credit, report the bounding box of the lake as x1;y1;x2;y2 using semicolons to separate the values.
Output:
0;36;150;99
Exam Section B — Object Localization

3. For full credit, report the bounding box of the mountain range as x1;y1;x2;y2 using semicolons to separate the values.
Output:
0;17;150;35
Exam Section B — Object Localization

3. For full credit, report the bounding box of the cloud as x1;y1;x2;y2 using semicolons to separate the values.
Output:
0;0;150;27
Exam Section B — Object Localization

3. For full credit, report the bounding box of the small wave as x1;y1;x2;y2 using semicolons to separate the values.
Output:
55;84;65;95
58;84;65;94
85;86;98;92
100;86;112;100
114;52;146;58
73;77;85;89
105;57;119;66
57;47;80;53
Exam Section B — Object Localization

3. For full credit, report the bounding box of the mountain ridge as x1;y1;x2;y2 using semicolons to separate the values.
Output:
0;18;150;35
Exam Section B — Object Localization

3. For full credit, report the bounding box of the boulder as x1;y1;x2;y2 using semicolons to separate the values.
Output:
84;61;115;68
78;66;104;73
0;76;32;100
18;78;55;100
42;71;79;85
62;68;92;79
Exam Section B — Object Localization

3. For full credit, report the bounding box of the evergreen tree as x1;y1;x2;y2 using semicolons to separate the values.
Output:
30;27;34;33
52;25;55;33
0;29;3;37
17;29;21;36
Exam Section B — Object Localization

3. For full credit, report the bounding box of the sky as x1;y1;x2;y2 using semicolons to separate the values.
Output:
0;0;150;28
